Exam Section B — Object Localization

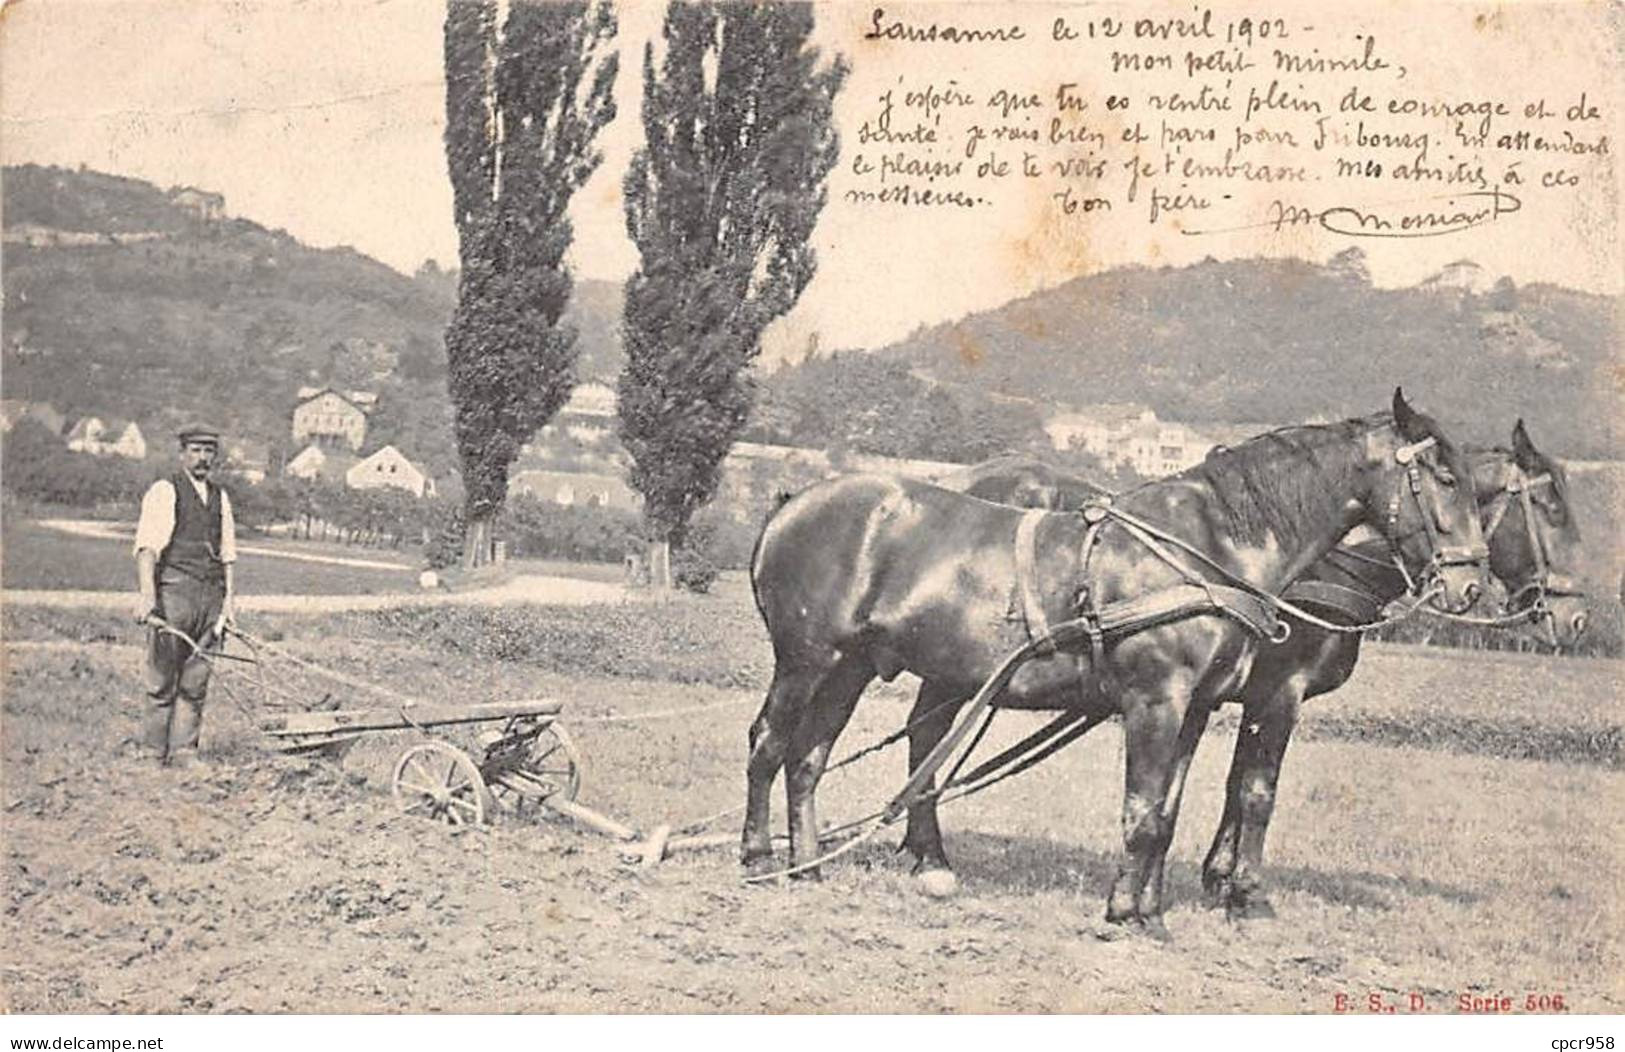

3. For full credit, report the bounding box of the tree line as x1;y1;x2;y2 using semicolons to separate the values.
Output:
442;0;845;585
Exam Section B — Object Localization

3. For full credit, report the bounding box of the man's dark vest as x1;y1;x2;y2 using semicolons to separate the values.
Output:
158;470;225;585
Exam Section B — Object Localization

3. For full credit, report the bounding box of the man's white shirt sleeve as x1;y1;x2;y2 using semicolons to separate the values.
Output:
219;489;237;564
133;479;176;556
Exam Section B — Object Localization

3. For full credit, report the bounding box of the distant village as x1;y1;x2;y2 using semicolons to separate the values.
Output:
1;375;1266;519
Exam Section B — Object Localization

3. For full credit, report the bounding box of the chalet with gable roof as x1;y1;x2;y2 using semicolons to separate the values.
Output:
283;443;359;485
535;380;618;444
291;387;373;451
64;415;147;459
167;186;225;224
347;445;435;498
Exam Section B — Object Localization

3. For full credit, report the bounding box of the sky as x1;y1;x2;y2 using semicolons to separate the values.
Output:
3;0;1620;361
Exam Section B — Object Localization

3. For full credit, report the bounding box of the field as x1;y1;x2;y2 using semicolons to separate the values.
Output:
3;585;1622;1015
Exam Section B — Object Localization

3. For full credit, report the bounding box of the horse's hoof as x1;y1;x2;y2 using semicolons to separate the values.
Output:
1138;917;1174;943
1202;876;1233;910
1097;914;1173;943
1227;895;1277;922
916;868;959;899
742;853;779;879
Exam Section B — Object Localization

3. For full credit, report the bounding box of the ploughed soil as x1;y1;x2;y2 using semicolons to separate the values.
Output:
4;618;1621;1013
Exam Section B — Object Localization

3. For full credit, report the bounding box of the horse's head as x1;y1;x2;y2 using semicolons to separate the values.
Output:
1476;421;1589;649
1362;388;1489;613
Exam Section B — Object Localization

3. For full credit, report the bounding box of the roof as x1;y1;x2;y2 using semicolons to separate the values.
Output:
168;185;224;201
294;387;374;413
560;382;617;418
353;444;424;473
285;443;359;482
64;417;102;441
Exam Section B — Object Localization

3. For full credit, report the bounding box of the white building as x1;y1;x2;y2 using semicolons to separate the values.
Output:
291;388;372;451
1044;404;1217;478
346;445;435;498
534;380;619;445
63;416;147;459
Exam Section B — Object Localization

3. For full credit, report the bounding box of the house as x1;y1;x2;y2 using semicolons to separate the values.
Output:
0;400;66;437
167;186;225;223
283;443;358;485
535;380;618;445
346;445;435;498
99;418;148;459
63;417;102;452
511;468;637;511
1112;412;1214;477
713;442;964;520
63;416;147;459
1044;404;1216;478
1420;259;1494;295
1044;403;1152;460
291;387;371;451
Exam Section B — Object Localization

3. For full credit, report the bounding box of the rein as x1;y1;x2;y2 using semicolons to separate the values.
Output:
1421;464;1586;643
1053;432;1498;640
1076;500;1444;636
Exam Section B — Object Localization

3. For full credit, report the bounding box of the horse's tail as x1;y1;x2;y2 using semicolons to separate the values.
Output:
768;489;796;515
749;489;799;612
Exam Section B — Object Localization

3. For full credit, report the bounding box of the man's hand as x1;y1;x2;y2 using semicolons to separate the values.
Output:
135;594;161;625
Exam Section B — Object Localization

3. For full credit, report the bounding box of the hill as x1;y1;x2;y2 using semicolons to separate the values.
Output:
1;164;626;476
865;253;1619;459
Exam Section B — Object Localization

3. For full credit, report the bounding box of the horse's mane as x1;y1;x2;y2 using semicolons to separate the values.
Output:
1173;416;1382;547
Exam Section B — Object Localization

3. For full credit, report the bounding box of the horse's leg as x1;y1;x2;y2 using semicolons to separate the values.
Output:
1221;686;1301;920
1200;724;1247;908
1107;681;1209;940
742;662;829;874
783;654;874;879
1207;631;1355;918
901;680;969;886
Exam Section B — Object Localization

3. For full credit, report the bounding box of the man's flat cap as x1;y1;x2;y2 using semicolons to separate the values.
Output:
176;422;223;445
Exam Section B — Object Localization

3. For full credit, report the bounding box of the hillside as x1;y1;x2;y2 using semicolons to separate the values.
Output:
7;164;1616;471
0;164;625;476
868;255;1619;459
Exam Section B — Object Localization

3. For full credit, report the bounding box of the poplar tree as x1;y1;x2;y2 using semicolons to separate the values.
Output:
619;1;846;585
443;0;618;566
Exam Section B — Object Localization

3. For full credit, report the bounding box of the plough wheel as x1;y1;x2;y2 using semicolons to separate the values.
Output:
392;741;489;827
490;722;584;816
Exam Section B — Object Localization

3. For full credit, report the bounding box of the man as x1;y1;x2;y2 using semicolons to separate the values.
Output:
133;422;238;766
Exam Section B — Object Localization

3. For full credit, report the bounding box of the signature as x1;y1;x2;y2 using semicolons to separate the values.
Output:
1184;188;1522;238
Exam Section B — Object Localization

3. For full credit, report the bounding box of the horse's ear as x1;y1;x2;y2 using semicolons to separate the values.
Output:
1392;387;1424;439
1511;418;1540;470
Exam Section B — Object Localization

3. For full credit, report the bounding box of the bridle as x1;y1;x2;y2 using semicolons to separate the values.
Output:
1477;462;1587;642
1381;435;1488;598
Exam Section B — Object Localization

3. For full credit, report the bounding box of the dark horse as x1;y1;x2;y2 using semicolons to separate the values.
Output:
744;391;1488;935
934;419;1589;917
